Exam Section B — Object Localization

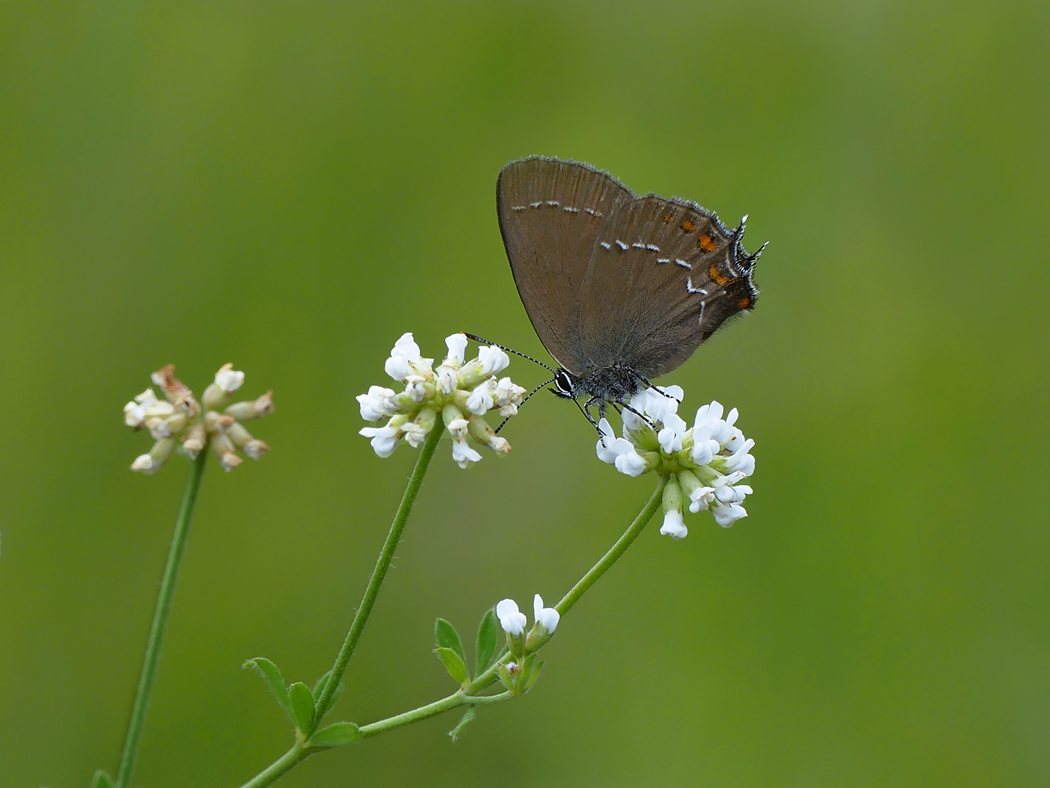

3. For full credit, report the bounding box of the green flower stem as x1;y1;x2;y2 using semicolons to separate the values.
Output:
238;744;309;788
555;478;667;617
238;690;511;788
358;690;511;739
115;451;208;788
311;422;446;725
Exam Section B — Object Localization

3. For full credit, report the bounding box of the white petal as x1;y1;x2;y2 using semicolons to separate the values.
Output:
392;332;421;360
496;599;526;635
436;367;457;394
360;426;399;458
614;450;648;477
401;422;428;448
534;594;560;633
385;355;412;381
645;386;683;422
657;425;683;454
444;333;468;365
659;509;688;539
691;438;719;466
466;380;495;415
130;454;157;474
214;365;245;392
451;438;482;468
124;401;146;427
478;345;510;376
712;503;747;527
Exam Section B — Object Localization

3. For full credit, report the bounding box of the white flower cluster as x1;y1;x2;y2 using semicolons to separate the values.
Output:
496;595;560;638
596;388;756;539
358;333;527;468
123;364;274;474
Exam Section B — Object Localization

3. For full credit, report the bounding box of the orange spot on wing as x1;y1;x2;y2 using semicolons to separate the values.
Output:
680;219;697;233
736;296;752;309
708;262;732;285
662;213;674;223
698;233;717;252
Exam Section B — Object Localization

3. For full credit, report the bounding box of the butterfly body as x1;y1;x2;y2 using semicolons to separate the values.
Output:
496;156;764;425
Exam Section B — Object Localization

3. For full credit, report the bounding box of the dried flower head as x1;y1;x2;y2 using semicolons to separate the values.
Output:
124;364;274;474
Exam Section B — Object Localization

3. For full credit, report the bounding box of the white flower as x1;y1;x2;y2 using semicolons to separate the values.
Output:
360;425;400;458
126;365;273;474
384;333;424;381
496;599;528;636
494;377;527;416
497;593;560;655
214;364;245;393
445;333;468;365
123;389;159;427
360;333;526;467
596;419;650;477
451;438;482;469
660;509;688;540
466;379;496;415
533;594;559;633
130;454;159;474
356;385;397;421
597;390;756;538
477;345;510;376
712;502;748;527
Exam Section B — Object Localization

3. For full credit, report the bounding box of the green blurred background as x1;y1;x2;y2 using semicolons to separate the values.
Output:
2;1;1047;786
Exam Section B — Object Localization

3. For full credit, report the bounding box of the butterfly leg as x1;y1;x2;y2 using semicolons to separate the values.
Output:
630;371;681;403
618;402;655;429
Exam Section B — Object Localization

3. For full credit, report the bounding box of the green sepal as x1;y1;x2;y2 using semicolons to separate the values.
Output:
312;669;344;720
524;659;545;693
434;618;466;663
497;662;514;692
434;647;470;686
448;705;477;743
91;770;115;788
308;721;362;748
474;608;499;677
288;681;316;733
243;657;293;722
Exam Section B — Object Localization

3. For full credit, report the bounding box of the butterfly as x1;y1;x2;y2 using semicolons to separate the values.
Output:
490;156;764;428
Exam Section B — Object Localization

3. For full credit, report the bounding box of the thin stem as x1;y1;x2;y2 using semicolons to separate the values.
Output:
358;690;511;739
555;478;666;616
312;422;445;723
115;451;208;788
238;744;309;788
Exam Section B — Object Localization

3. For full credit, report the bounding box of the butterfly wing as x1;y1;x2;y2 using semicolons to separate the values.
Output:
577;193;762;378
497;157;633;375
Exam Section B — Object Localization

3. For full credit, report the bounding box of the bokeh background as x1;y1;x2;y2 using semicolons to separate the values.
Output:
2;2;1047;786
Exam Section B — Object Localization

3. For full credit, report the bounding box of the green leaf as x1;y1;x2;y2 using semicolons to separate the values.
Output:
312;669;345;720
434;618;466;663
434;647;470;686
312;669;331;698
308;721;362;748
448;706;476;743
243;657;293;722
91;770;115;788
288;681;316;733
474;608;499;677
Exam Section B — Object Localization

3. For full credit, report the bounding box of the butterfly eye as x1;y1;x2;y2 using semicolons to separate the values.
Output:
554;369;575;396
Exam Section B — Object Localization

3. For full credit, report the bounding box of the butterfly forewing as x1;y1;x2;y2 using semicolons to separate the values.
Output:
577;194;760;378
497;157;633;374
